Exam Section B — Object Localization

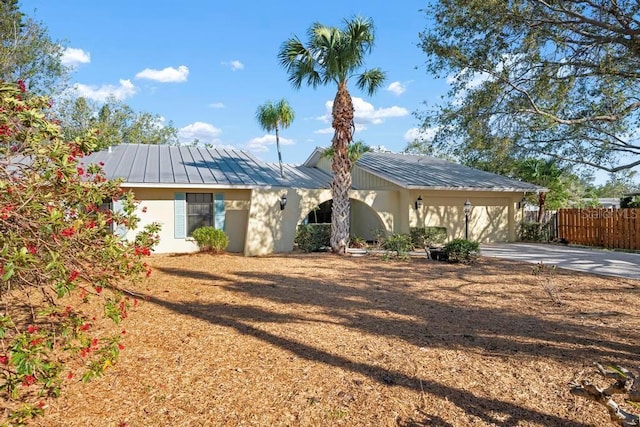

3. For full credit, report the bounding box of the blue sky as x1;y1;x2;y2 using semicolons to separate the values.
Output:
21;0;446;165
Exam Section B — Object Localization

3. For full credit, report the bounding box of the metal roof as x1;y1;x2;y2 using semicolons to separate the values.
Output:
264;163;335;189
81;144;545;192
81;144;333;189
80;144;279;187
355;151;546;192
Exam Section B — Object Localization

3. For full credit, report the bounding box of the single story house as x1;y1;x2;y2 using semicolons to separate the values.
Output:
82;144;545;256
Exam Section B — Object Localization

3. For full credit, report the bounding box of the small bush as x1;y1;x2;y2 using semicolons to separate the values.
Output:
295;224;331;252
382;233;413;257
443;239;480;264
192;226;229;253
410;226;447;248
518;222;544;242
349;235;367;248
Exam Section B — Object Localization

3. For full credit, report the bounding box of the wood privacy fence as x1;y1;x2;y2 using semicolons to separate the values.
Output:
557;208;640;250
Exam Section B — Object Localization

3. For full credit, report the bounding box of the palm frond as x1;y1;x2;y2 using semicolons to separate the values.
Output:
278;16;385;94
275;99;295;129
256;99;295;132
255;101;278;132
356;68;386;96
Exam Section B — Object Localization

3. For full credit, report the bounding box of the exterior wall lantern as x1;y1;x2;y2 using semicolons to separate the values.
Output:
280;194;287;211
463;199;472;240
518;197;527;210
414;195;423;210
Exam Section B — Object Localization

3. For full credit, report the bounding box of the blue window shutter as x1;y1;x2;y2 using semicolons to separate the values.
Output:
175;192;186;239
214;193;225;230
112;199;127;239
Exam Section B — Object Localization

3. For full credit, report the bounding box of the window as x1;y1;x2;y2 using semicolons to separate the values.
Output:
175;192;224;239
99;199;114;233
186;193;213;236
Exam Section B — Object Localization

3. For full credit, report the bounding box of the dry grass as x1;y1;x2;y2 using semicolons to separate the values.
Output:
26;253;640;426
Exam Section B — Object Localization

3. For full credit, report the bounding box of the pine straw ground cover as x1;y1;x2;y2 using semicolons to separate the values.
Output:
25;252;640;427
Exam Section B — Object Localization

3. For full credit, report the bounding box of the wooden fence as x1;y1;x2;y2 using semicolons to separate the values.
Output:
557;208;640;250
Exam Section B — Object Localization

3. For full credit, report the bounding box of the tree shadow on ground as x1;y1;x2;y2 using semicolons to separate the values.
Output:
142;293;592;427
146;255;640;425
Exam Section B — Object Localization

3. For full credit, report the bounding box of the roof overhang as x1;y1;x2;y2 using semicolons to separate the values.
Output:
302;147;325;167
121;182;279;190
354;163;548;193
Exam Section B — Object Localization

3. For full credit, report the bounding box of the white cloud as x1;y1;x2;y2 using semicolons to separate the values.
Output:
61;47;91;67
222;60;244;71
178;122;222;145
403;127;438;143
208;102;225;109
135;65;189;83
319;97;409;126
314;124;367;134
313;127;334;135
246;134;294;153
73;79;136;102
386;81;406;96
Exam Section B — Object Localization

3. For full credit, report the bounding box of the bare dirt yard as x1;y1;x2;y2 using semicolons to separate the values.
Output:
32;253;640;426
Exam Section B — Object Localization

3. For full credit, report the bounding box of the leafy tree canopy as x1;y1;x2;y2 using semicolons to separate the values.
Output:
0;0;68;94
0;80;160;421
594;170;639;198
414;0;640;174
55;96;179;150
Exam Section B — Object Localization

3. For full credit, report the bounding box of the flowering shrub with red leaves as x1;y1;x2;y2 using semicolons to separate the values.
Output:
0;81;160;423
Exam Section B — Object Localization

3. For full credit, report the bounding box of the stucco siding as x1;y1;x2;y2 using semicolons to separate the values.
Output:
409;191;522;242
123;187;251;254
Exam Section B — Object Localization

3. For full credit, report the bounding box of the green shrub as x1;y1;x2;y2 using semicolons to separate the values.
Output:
410;226;447;248
443;239;480;264
382;233;413;257
191;226;229;253
295;223;331;252
349;235;367;248
518;222;544;242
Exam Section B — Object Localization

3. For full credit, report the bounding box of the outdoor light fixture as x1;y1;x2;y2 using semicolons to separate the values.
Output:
279;194;287;211
463;199;472;240
415;195;423;210
518;197;527;210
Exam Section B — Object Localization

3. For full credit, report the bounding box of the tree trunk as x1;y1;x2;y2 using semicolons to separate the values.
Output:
330;81;354;255
275;124;284;178
537;192;547;224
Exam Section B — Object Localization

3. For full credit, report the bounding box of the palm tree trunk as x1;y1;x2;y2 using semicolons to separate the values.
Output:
330;81;354;254
537;192;547;224
275;125;284;178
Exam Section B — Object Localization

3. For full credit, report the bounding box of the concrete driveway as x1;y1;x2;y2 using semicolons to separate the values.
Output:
480;243;640;280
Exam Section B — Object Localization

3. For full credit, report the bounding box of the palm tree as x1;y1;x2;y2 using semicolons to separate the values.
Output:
255;99;295;178
278;16;385;254
323;140;371;167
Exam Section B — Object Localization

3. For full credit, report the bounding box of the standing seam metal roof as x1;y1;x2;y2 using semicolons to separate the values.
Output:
355;152;546;192
81;144;334;188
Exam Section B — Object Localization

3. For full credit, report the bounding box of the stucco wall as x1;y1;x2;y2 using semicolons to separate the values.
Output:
122;187;251;254
407;190;522;242
123;185;524;256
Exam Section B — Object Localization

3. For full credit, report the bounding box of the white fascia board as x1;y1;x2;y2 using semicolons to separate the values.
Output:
404;185;549;193
121;182;278;190
302;147;326;167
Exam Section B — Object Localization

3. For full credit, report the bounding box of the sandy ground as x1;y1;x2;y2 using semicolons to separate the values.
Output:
19;252;640;426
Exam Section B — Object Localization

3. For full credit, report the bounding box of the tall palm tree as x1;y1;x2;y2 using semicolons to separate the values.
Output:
278;16;385;254
255;99;295;178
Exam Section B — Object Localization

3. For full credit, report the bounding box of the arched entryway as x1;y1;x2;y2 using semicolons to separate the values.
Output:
301;198;385;242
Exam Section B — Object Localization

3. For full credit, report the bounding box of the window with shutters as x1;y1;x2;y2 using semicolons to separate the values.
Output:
186;193;213;236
